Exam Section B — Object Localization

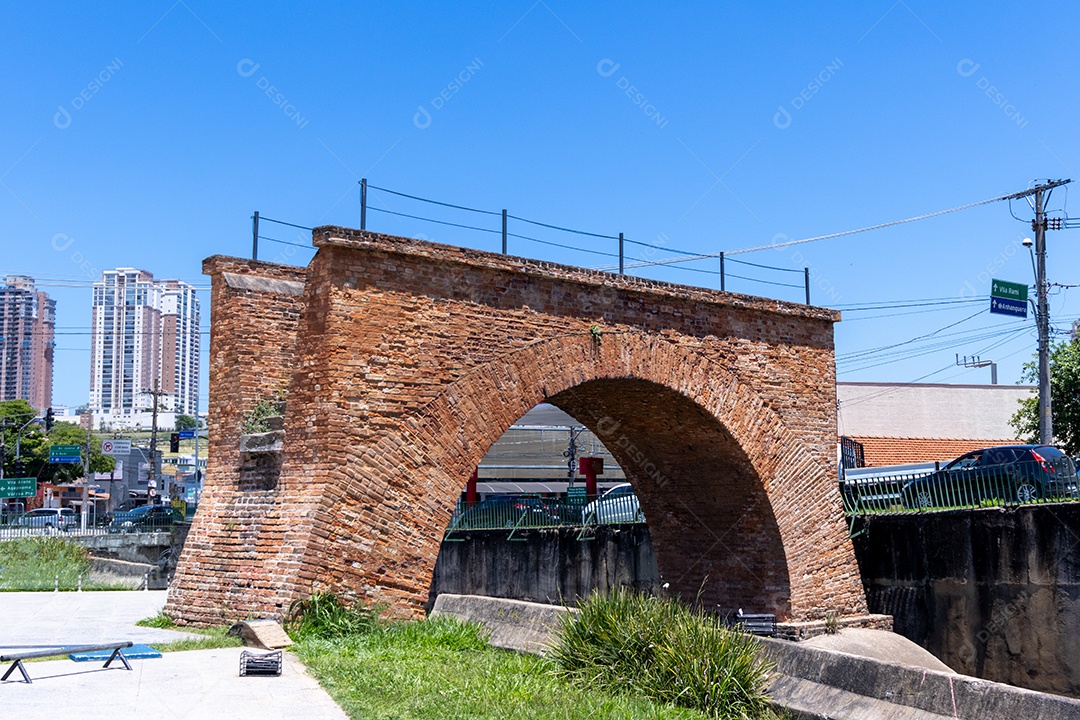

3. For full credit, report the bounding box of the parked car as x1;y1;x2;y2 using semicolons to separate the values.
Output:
96;500;147;528
900;445;1079;509
13;507;78;532
450;495;560;530
109;504;182;533
582;483;644;524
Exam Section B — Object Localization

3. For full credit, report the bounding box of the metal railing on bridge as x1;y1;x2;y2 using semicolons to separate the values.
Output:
0;506;196;539
445;492;644;536
840;454;1080;516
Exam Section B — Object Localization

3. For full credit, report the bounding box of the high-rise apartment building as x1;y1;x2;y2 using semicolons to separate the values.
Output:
0;275;55;412
89;269;199;426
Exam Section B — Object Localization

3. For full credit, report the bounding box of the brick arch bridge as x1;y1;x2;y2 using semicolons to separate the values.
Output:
166;227;868;625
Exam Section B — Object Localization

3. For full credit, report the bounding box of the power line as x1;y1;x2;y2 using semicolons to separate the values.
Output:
618;189;1026;272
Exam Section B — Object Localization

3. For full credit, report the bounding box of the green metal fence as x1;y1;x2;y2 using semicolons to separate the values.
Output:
446;492;644;534
841;454;1080;516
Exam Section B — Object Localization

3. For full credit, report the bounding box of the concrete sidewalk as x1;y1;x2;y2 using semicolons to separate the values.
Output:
0;591;348;720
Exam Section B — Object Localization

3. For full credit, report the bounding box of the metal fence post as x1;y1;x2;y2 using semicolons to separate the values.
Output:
804;267;810;305
619;233;624;274
360;178;367;230
502;209;507;254
720;252;725;292
252;211;259;261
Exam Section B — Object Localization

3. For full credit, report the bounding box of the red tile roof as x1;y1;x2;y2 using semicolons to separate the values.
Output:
849;436;1021;468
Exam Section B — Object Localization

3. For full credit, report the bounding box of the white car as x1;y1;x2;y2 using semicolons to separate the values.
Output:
582;483;644;524
14;507;77;532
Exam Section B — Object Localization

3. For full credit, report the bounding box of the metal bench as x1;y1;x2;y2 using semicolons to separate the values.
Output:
1;641;133;684
721;611;777;637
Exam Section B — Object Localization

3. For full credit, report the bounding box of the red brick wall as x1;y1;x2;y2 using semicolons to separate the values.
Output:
165;258;306;623
168;229;866;624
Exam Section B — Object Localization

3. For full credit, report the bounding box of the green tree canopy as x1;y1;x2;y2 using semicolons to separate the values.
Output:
0;404;115;482
1009;338;1080;455
175;414;197;431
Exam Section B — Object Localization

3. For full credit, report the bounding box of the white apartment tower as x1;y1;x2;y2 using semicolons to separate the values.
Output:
89;269;199;426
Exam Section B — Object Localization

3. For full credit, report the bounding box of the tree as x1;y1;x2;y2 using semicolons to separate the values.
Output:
0;400;42;477
175;414;197;431
1009;339;1080;455
42;422;116;482
0;405;115;482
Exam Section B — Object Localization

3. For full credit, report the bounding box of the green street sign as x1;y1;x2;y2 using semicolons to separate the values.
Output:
49;444;82;457
0;477;37;499
565;486;588;505
991;279;1028;302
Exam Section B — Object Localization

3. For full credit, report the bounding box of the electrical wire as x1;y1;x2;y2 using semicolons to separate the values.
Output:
620;189;1033;272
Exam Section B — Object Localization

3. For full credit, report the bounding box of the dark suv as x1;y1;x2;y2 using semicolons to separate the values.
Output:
900;445;1079;509
109;505;182;533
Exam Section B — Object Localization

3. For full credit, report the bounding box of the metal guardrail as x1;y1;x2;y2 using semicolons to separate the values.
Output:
841;455;1080;515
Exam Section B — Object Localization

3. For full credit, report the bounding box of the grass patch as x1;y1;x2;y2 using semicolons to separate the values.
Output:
0;536;118;590
285;590;381;640
137;611;177;629
294;614;711;719
150;629;244;653
134;612;243;652
549;590;779;720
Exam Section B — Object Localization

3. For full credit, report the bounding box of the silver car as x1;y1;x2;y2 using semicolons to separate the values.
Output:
582;483;644;524
14;507;77;532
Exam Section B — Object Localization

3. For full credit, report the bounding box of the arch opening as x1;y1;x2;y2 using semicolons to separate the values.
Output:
429;378;791;619
548;378;791;617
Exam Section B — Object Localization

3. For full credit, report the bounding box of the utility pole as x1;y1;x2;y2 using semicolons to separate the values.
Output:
563;427;585;488
1034;183;1052;444
81;419;91;531
1004;179;1071;445
143;382;168;505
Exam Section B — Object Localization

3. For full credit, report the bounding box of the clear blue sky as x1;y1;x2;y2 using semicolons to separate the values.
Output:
5;2;1079;410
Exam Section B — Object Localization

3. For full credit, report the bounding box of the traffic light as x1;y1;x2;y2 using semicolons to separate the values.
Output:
169;433;180;452
45;407;54;432
13;460;25;477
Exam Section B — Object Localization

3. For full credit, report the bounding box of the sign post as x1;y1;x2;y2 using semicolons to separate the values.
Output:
989;278;1028;318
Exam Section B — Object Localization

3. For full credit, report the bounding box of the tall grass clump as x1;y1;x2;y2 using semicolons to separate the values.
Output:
0;536;92;590
550;589;776;719
285;591;381;640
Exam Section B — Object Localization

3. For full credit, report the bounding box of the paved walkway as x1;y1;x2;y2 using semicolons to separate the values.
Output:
0;591;349;719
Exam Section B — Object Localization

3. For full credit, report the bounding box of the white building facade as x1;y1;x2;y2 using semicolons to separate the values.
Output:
89;269;199;429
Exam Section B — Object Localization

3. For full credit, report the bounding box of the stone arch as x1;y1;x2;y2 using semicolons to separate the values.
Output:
295;332;857;621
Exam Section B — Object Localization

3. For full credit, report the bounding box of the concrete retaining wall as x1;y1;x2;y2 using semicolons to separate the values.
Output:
853;504;1080;697
434;593;1080;720
429;525;660;609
